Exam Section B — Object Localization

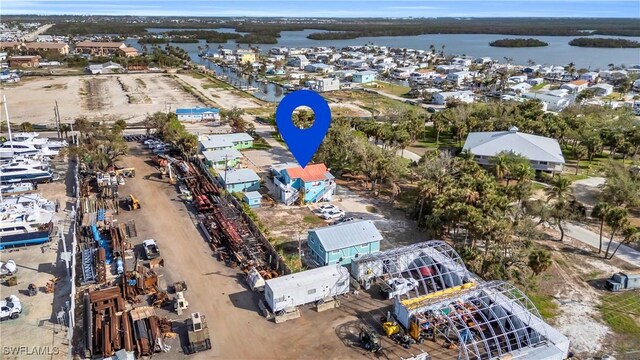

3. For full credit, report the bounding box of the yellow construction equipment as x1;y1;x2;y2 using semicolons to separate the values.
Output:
382;321;401;336
128;194;141;210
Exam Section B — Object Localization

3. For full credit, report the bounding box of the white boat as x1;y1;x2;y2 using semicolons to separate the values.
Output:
12;132;68;149
0;182;35;195
0;142;40;160
0;162;57;184
1;194;56;213
0;204;54;250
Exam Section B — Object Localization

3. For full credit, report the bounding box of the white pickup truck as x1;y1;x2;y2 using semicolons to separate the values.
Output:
379;278;419;299
142;239;160;260
0;295;22;321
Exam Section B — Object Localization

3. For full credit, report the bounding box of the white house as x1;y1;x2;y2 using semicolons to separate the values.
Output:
432;91;475;105
561;80;589;93
509;82;532;93
176;107;221;122
522;92;571;112
304;63;334;74
352;71;377;83
589;83;614;96
527;78;544;86
446;71;473;85
311;78;340;92
289;55;309;69
86;61;124;75
462;127;565;173
451;57;473;67
509;75;528;84
579;72;599;82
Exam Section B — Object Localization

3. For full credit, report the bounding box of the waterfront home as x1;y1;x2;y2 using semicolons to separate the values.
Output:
561;80;589;93
270;163;336;205
24;42;69;55
462;126;565;174
176;107;220;122
199;133;254;151
266;68;286;76
579;72;599;82
432;91;475;105
590;83;614;96
446;71;473;85
304;63;334;74
288;55;309;69
202;148;242;169
522;92;571;112
451;57;473;67
75;41;127;56
235;50;256;64
270;47;288;55
8;55;40;68
217;168;260;193
307;220;382;266
352;70;377;84
86;61;124;75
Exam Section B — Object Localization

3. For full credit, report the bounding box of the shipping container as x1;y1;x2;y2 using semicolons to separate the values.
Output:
264;265;350;313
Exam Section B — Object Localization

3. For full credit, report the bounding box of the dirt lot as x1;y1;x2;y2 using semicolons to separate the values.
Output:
175;73;262;110
0;156;74;360
4;74;202;125
115;143;457;359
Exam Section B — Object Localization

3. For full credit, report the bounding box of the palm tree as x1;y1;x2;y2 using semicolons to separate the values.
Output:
603;207;629;259
528;249;552;277
546;176;573;202
591;202;612;254
608;225;640;260
19;122;33;132
60;124;71;140
491;153;510;182
573;145;587;175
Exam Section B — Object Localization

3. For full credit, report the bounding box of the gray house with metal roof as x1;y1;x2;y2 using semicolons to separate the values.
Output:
307;220;382;266
462;127;565;173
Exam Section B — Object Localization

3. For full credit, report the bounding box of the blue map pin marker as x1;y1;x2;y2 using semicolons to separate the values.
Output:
275;89;332;168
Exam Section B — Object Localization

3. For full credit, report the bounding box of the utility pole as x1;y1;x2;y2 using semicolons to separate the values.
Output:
54;101;61;139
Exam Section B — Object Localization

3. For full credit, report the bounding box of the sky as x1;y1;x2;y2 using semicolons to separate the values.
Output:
2;0;640;18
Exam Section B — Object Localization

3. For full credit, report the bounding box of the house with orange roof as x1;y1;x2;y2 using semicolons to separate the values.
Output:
561;79;589;93
270;162;336;205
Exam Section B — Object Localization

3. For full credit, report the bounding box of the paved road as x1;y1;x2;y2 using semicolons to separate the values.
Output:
22;24;54;42
565;222;640;267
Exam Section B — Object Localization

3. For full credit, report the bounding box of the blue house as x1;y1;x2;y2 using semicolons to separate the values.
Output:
176;107;220;122
352;71;377;84
217;168;261;193
307;220;382;266
243;191;262;208
271;163;336;205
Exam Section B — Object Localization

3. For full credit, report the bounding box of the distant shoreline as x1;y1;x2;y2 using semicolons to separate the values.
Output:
569;37;640;48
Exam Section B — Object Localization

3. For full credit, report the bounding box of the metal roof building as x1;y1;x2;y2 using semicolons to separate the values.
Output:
307;220;383;266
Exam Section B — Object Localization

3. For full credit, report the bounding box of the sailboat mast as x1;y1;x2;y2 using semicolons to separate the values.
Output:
3;94;13;150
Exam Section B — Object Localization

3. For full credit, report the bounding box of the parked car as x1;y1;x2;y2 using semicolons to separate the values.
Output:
331;217;355;225
321;209;345;220
379;278;419;299
318;204;339;213
0;295;22;321
143;239;160;260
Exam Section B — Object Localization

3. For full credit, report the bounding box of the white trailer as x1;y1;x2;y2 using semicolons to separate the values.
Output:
264;265;350;313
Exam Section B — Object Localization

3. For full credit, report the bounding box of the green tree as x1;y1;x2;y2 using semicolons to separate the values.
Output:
603;207;629;258
591;202;612;254
19;122;33;132
546;176;574;202
113;119;127;134
528;249;552;277
573;145;588;175
607;225;640;260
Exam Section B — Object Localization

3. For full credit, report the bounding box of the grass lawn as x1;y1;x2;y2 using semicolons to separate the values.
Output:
250;137;272;150
531;82;547;91
325;90;422;115
303;215;324;225
527;293;560;319
414;126;460;149
598;292;640;351
189;72;205;79
561;146;635;178
271;131;285;144
363;81;412;97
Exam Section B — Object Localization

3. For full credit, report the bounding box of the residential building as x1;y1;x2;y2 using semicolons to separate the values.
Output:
462;126;565;173
8;55;40;67
199;133;254;151
304;63;334;74
24;42;69;55
202;148;242;169
590;83;614;96
75;41;127;56
509;82;532;93
237;51;256;64
527;78;544;86
271;163;336;205
307;220;382;266
522;92;571;112
579;72;599;82
86;61;124;74
0;41;21;51
561;80;589;93
176;107;220;122
118;47;139;57
508;75;527;83
432;91;474;105
352;70;377;83
288;55;309;69
216;168;261;193
313;78;340;92
447;71;473;85
243;191;262;208
451;57;473;67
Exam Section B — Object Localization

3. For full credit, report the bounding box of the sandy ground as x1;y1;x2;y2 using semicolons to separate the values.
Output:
3;74;203;125
174;73;262;110
0;156;74;360
114;143;456;360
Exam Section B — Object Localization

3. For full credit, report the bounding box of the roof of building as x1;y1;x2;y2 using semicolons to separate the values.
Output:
310;220;383;252
76;41;126;48
284;163;329;182
217;168;260;185
570;79;589;86
436;91;473;97
120;47;138;53
200;133;253;149
0;42;20;48
265;264;349;294
462;128;565;164
176;107;220;115
8;55;40;60
202;148;242;163
354;70;377;76
244;191;262;201
24;42;67;49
